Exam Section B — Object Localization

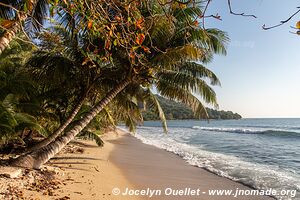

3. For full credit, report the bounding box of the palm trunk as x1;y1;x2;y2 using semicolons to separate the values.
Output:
0;14;26;54
12;78;131;169
25;95;86;153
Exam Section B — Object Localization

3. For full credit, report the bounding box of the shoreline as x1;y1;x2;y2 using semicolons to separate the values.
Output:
0;129;275;199
1;130;141;200
45;130;142;200
109;129;274;200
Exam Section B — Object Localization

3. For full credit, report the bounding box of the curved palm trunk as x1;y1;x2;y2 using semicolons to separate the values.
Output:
0;14;26;54
12;78;131;169
25;95;86;153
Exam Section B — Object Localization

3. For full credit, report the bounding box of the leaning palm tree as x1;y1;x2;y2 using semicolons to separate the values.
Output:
23;27;96;151
23;51;89;152
12;2;229;169
0;0;48;54
73;89;146;147
23;23;148;151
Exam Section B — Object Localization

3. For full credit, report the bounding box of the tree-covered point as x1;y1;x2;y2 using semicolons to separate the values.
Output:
143;95;242;120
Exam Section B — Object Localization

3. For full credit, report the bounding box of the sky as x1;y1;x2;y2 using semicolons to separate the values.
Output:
203;0;300;118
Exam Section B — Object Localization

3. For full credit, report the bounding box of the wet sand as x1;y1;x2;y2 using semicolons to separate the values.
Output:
13;129;274;199
109;130;274;200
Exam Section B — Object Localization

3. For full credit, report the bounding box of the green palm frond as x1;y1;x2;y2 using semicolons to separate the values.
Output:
111;92;144;133
153;45;211;66
144;89;168;133
0;124;15;134
0;37;37;100
125;116;137;133
157;70;218;106
102;107;115;127
193;28;229;55
171;28;228;57
146;15;176;48
176;62;220;86
77;130;104;147
0;94;46;144
156;80;209;119
56;8;80;37
0;104;18;128
173;6;203;21
14;112;47;137
2;93;18;111
26;51;80;89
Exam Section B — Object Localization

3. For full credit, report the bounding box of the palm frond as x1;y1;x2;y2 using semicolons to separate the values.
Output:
176;62;220;86
144;89;168;133
190;28;229;55
24;0;49;35
77;130;104;147
146;15;176;48
153;44;211;66
157;70;218;106
156;80;209;119
0;0;49;35
173;6;202;23
102;107;115;127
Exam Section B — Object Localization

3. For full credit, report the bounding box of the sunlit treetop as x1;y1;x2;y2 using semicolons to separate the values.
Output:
0;0;229;75
47;0;228;78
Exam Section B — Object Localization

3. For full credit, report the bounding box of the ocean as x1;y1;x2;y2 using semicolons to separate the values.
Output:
122;118;300;199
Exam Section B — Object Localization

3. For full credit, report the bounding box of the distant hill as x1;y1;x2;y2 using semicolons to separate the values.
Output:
143;96;242;120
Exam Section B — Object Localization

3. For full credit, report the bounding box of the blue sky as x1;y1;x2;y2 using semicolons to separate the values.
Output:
204;0;300;118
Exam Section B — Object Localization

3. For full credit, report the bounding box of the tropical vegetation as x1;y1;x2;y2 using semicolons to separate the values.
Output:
0;0;230;169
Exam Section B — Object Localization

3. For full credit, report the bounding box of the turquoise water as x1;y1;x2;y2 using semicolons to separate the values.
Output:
122;118;300;199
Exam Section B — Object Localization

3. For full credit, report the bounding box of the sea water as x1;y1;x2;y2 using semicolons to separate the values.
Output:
121;118;300;199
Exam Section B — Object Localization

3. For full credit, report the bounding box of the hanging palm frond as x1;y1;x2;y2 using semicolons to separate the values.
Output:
77;130;104;147
143;89;168;133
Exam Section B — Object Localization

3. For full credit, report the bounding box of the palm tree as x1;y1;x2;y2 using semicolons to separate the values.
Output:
0;0;48;54
24;24;144;151
12;2;229;169
0;94;45;148
73;90;146;146
0;39;47;149
22;26;97;151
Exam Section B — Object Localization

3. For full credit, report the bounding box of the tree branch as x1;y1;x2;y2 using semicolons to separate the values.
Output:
262;7;300;30
0;2;20;13
227;0;257;18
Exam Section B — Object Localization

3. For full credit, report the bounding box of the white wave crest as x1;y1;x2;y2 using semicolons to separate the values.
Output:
192;126;267;134
135;133;300;200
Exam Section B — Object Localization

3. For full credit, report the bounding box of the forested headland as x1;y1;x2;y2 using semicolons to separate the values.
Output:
143;95;242;120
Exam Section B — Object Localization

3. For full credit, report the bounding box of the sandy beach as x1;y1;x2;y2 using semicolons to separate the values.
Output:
1;130;140;200
52;129;274;200
0;129;275;199
45;130;141;200
109;130;274;200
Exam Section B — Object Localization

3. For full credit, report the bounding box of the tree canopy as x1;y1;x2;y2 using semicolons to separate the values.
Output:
0;0;233;169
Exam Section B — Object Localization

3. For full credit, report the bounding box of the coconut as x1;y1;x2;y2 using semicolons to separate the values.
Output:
296;21;300;29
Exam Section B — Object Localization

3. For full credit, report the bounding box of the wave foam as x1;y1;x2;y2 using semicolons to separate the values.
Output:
192;126;300;137
135;133;300;200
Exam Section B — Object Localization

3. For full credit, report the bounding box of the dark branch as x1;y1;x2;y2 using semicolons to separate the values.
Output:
262;7;300;30
204;14;222;20
201;0;212;28
227;0;257;18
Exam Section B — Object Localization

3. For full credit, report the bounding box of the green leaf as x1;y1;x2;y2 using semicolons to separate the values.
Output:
113;39;118;46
